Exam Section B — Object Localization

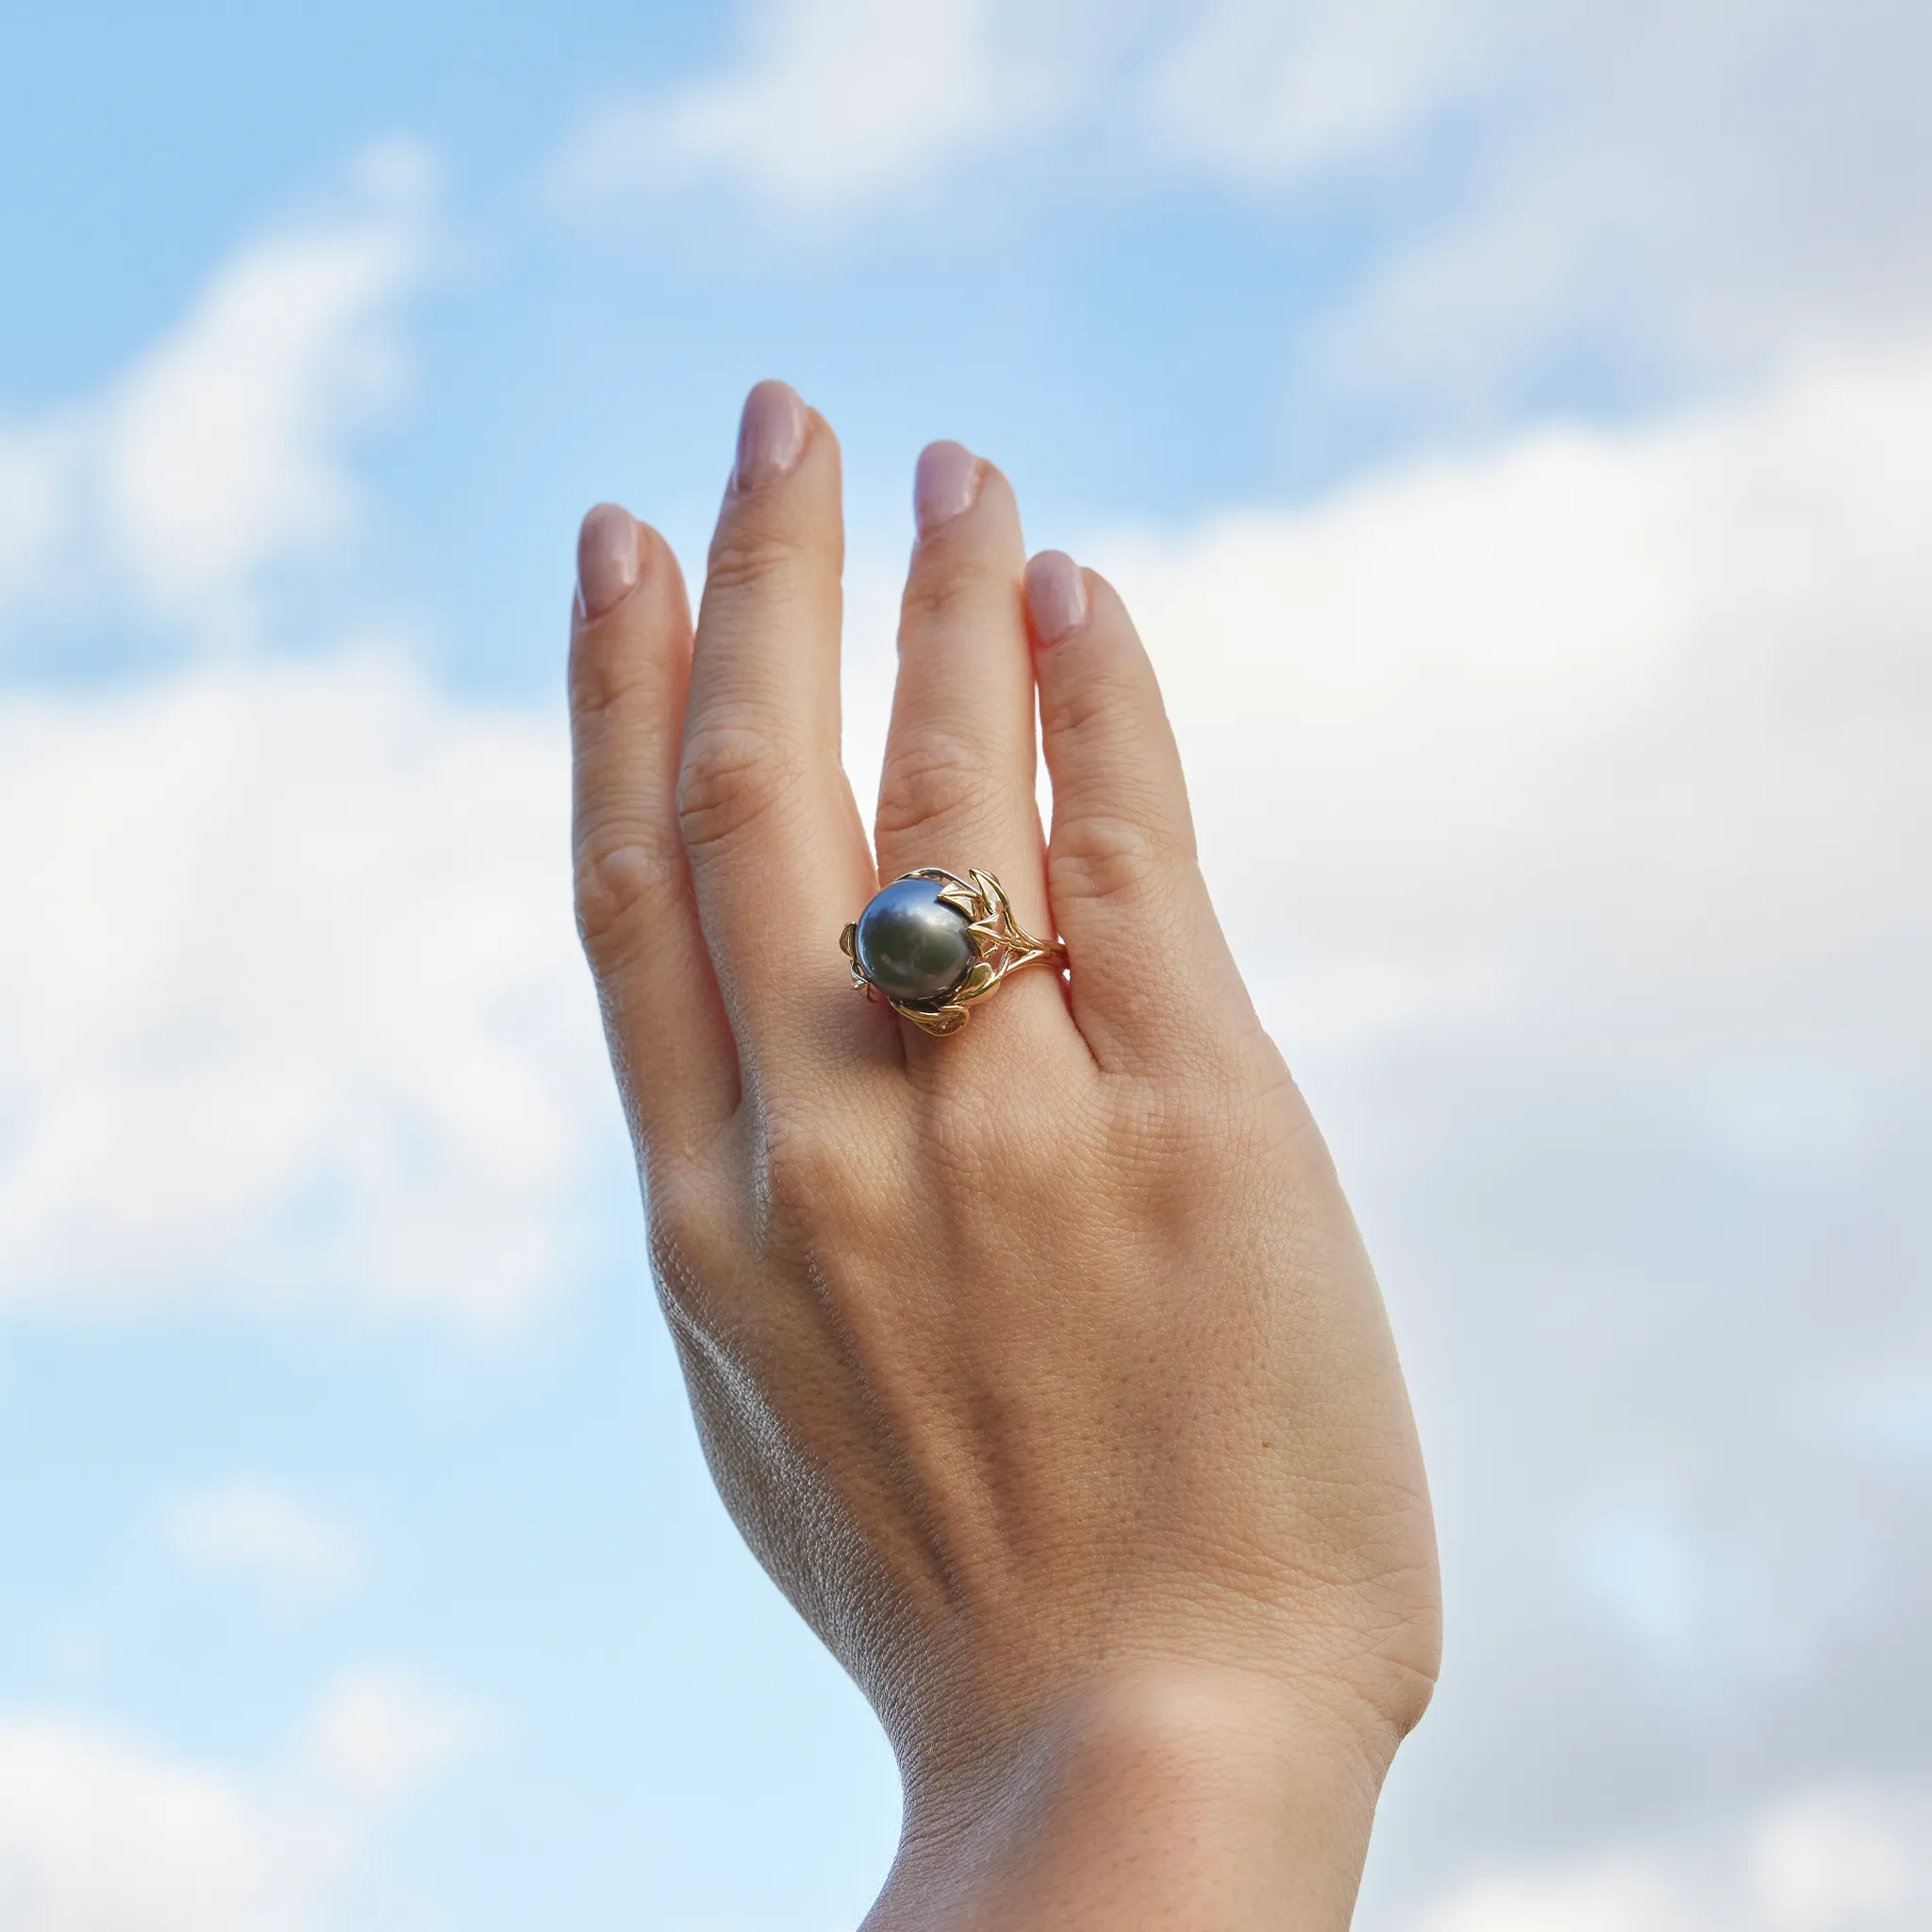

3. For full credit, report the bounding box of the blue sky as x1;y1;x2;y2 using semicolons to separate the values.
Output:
2;2;1930;1927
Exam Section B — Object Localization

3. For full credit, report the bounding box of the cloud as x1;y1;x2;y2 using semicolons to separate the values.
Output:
164;1482;359;1596
1406;1783;1932;1932
0;140;434;649
1080;341;1932;1896
1148;0;1510;185
548;0;1054;223
1102;341;1932;1066
1149;0;1932;405
102;142;433;629
0;651;606;1328
547;0;1931;411
0;1717;303;1932
299;1667;485;1807
0;1671;480;1932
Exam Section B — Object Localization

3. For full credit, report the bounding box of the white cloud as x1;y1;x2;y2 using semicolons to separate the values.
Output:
1101;341;1932;1068
0;141;433;647
0;1671;480;1932
164;1482;359;1596
1148;0;1513;184
0;651;606;1327
0;1717;302;1932
0;146;590;1335
548;0;1053;221
1407;1784;1932;1932
300;1667;483;1807
103;142;433;628
549;0;1931;404
1149;0;1932;401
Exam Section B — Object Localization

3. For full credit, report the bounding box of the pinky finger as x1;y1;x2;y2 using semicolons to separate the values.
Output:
1026;550;1254;1072
571;503;740;1158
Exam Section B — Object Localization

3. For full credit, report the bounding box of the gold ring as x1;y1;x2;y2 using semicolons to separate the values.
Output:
841;868;1067;1037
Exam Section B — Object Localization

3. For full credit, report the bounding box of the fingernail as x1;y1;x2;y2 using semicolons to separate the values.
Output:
1024;550;1089;645
576;503;641;621
913;440;981;536
734;379;808;491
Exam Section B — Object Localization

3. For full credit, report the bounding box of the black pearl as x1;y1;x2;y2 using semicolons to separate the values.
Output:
854;877;975;1003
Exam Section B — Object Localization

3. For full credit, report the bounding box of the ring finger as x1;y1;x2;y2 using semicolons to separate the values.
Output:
871;442;1062;1048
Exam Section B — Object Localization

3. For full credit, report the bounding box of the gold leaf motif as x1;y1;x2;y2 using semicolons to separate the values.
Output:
895;1000;969;1035
839;922;857;958
969;870;1009;923
957;960;995;1001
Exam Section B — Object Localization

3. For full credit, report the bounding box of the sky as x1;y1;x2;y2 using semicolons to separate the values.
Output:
1;0;1928;1926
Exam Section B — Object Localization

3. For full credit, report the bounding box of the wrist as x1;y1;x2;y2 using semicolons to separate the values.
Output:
867;1662;1391;1931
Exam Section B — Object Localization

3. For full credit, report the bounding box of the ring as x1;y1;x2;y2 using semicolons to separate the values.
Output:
841;868;1067;1037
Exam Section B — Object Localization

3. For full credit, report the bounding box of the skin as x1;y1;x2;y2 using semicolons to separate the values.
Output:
568;382;1441;1928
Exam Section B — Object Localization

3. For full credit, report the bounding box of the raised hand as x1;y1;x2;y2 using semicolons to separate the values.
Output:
569;381;1440;1930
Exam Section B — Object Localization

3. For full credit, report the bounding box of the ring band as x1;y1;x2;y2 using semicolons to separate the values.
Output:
841;868;1067;1037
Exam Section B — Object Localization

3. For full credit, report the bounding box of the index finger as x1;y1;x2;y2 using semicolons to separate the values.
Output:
571;504;740;1155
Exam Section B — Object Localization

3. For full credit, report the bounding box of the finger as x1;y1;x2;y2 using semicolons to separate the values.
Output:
1026;551;1255;1071
873;442;1062;1041
678;381;882;1080
570;503;740;1151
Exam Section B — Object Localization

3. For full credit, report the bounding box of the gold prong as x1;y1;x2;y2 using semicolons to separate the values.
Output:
968;870;1008;918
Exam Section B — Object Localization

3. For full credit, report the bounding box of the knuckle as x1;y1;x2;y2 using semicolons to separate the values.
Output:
1049;810;1180;907
567;626;640;727
1106;1070;1236;1177
644;1160;733;1320
704;526;813;601
1040;673;1122;745
756;1105;859;1245
644;1161;707;1259
899;558;999;631
676;719;794;855
573;824;678;963
874;724;1003;844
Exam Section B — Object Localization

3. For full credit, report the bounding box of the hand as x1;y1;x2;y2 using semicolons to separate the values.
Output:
568;382;1440;1928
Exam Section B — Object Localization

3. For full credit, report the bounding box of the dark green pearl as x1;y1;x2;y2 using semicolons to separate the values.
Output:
854;877;975;1003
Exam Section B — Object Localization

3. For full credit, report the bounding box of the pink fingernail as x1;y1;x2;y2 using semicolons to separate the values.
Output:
734;379;808;491
1024;550;1088;645
576;503;641;620
913;440;981;535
